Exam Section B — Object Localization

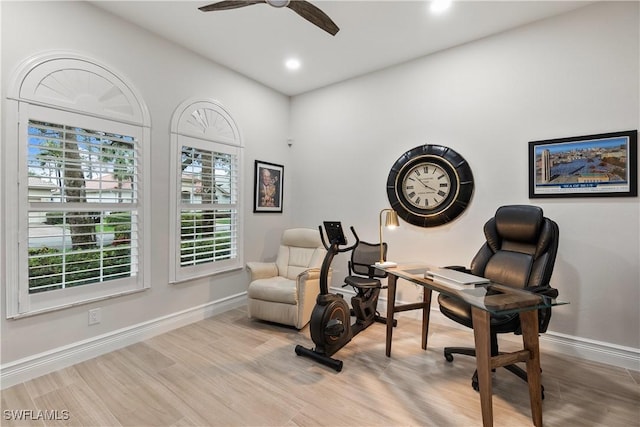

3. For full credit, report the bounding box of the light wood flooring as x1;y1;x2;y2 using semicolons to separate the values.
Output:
2;306;639;426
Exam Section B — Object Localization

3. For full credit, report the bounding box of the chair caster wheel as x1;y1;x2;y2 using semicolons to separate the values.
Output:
444;352;454;362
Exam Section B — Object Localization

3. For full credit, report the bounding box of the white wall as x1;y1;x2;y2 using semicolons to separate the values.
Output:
0;1;293;364
289;2;640;350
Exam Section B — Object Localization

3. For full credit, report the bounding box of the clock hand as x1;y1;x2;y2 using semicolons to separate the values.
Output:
408;177;428;190
415;178;436;192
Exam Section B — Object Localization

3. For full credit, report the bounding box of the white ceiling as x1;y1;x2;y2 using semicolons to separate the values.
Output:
91;1;593;96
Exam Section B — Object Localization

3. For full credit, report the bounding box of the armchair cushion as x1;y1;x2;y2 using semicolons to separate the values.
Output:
248;268;320;304
276;229;326;279
248;276;298;304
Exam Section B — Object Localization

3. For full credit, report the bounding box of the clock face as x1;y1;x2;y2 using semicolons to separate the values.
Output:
387;145;474;227
402;162;452;209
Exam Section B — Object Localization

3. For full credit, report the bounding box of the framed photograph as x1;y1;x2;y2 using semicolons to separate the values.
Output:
529;130;637;198
254;160;284;213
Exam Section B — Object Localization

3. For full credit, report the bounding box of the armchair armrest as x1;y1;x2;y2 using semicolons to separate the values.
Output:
296;268;327;312
246;262;278;281
298;268;321;281
293;267;329;329
296;267;328;297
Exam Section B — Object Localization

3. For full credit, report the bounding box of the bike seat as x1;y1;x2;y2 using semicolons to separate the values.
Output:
344;276;381;289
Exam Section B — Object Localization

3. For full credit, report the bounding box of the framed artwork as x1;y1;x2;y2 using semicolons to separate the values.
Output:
254;160;284;213
529;130;637;198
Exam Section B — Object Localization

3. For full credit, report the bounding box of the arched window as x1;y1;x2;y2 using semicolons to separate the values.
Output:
4;52;150;317
169;98;243;283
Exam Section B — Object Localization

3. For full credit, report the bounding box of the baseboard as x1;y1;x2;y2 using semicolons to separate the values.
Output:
378;293;640;372
0;292;247;389
538;331;640;371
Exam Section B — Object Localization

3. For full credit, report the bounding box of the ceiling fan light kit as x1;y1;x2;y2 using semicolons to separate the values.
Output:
267;0;290;7
199;0;340;36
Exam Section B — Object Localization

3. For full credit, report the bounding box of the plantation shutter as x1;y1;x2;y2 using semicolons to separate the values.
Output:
178;141;239;269
27;119;140;294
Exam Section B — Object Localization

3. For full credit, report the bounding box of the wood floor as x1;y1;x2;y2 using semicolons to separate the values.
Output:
2;306;639;426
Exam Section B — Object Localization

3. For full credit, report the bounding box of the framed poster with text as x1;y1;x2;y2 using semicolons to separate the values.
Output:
529;130;637;198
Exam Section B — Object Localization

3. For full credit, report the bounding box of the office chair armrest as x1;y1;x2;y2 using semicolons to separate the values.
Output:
527;285;559;298
512;285;558;335
444;265;471;273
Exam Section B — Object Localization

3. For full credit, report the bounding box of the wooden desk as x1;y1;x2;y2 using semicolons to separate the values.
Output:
379;265;563;427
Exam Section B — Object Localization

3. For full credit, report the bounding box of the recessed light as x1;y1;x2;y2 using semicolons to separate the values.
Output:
285;58;301;71
430;0;452;14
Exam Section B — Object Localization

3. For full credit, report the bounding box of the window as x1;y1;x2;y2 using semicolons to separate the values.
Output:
5;53;150;317
170;99;242;282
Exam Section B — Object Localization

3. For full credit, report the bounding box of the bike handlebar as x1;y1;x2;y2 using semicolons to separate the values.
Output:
318;225;359;253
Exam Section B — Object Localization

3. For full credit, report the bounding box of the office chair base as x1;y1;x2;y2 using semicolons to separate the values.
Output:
444;346;476;362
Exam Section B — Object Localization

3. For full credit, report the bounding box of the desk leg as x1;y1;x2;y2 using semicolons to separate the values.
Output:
385;274;397;357
471;307;493;427
422;289;432;350
520;309;543;427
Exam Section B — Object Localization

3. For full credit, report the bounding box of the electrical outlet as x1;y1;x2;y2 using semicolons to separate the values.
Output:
88;308;101;325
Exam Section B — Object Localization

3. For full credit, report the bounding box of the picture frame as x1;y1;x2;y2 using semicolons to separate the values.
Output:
529;130;637;198
254;160;284;213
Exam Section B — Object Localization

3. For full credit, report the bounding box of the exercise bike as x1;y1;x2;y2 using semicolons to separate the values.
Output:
295;221;395;372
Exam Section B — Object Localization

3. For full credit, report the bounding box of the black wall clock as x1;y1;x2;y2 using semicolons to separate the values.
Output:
386;144;474;227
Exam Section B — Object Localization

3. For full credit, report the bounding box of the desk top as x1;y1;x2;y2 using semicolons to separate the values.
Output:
377;264;568;315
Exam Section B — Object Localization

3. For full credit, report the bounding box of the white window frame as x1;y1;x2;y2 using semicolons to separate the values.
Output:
169;99;243;283
4;52;151;318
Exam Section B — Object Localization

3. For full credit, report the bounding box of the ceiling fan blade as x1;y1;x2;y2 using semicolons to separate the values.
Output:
287;1;340;36
199;0;265;12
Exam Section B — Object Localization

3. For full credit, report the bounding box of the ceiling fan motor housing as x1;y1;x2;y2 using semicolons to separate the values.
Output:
267;0;290;7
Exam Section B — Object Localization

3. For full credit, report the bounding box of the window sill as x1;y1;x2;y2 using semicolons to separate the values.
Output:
6;288;149;320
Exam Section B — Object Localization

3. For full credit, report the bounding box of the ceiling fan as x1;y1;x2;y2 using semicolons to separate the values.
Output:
198;0;340;36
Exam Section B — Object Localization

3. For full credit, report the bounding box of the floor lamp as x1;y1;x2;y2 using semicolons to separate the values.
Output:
375;208;399;267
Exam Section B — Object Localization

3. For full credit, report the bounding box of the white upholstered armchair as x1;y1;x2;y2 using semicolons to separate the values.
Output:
247;228;328;329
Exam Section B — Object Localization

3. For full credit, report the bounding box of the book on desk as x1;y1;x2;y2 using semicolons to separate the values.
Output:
424;268;490;288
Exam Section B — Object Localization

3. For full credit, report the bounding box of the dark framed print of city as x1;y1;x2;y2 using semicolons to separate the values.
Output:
529;130;637;198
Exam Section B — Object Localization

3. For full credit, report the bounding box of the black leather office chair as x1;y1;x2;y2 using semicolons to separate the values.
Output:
343;241;395;326
437;205;559;397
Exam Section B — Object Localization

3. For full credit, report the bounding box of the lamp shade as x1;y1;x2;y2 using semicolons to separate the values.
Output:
385;210;399;228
